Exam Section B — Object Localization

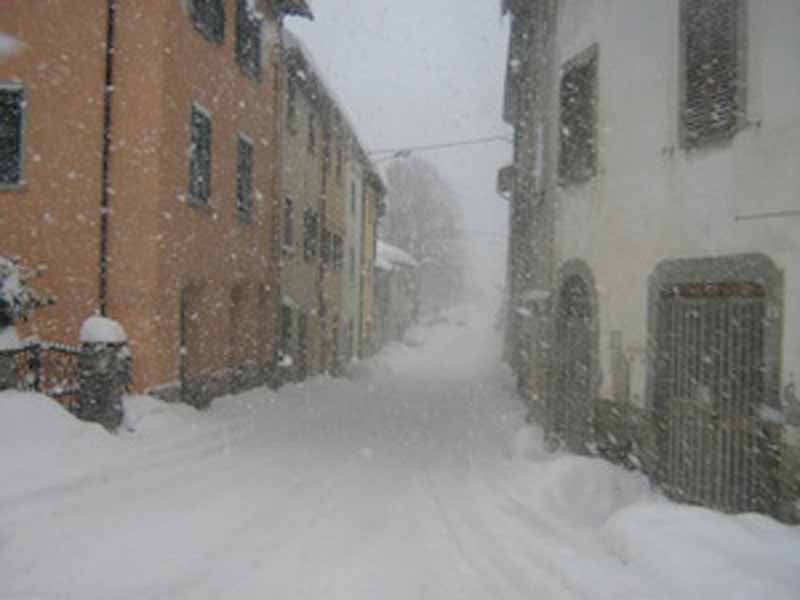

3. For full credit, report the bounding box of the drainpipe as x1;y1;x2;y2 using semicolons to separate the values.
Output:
273;18;288;370
99;0;118;316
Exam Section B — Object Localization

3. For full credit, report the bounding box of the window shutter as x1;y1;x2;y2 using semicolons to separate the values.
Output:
287;79;297;133
321;227;331;266
283;197;294;248
0;87;24;185
683;0;741;147
303;209;318;260
236;136;254;222
308;113;316;154
191;0;226;44
558;47;598;184
334;235;343;271
303;209;311;260
280;305;292;353
190;106;212;202
236;0;262;80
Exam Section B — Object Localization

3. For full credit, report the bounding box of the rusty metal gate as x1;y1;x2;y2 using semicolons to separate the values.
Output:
654;280;776;513
554;275;595;452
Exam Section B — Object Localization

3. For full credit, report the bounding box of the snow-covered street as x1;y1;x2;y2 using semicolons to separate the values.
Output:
2;304;799;600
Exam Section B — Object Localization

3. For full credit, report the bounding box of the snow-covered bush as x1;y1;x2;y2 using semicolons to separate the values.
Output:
0;257;52;328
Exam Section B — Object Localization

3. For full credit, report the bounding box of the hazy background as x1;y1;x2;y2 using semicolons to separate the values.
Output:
288;1;512;302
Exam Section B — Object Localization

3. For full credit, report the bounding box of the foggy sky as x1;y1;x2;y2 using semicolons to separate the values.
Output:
288;1;512;297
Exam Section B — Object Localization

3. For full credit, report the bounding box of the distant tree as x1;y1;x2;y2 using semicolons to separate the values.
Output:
382;158;466;313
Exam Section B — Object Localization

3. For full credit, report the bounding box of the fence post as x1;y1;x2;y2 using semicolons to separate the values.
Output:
0;326;21;391
78;317;130;432
0;351;15;390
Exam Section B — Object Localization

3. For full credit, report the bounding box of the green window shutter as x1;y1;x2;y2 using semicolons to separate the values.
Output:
189;105;212;202
682;0;742;147
558;46;598;184
0;87;24;186
236;135;254;222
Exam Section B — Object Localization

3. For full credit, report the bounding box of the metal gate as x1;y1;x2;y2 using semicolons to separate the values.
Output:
654;280;776;513
554;275;595;452
3;342;82;411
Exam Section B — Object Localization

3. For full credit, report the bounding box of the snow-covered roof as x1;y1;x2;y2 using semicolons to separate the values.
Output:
282;30;385;192
376;241;418;271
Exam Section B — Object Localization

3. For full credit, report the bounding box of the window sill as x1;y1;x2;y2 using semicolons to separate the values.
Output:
187;196;213;215
679;117;758;155
680;132;738;155
237;63;263;84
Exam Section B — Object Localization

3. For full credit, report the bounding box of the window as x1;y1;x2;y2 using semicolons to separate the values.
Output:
681;0;744;148
297;312;308;366
350;182;357;214
347;319;355;360
287;79;297;134
558;45;597;184
308;112;316;155
236;134;254;223
282;197;294;252
333;234;344;272
322;134;331;192
336;146;342;182
236;0;262;80
321;227;332;268
280;304;293;355
189;104;212;203
0;85;24;187
349;246;356;283
190;0;226;44
303;208;319;261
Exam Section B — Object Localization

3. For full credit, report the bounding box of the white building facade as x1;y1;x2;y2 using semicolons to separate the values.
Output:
502;0;800;520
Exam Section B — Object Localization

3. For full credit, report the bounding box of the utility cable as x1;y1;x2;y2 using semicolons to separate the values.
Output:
368;135;511;159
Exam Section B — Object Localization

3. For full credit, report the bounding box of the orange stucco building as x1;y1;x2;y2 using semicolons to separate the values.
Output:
0;0;311;405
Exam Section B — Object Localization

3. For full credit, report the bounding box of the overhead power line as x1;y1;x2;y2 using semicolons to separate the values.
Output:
368;135;512;160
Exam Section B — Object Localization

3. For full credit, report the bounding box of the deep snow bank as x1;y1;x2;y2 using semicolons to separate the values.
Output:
603;503;800;599
0;392;118;501
0;305;799;599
